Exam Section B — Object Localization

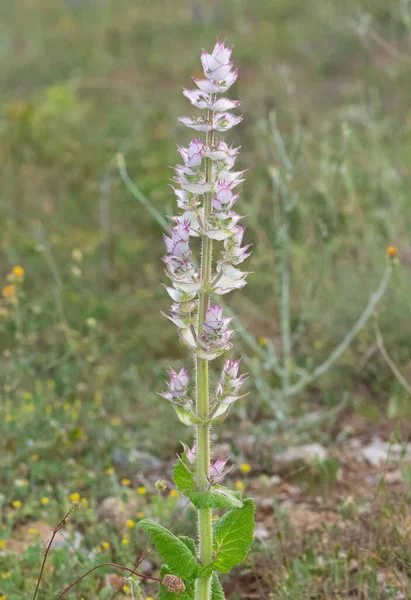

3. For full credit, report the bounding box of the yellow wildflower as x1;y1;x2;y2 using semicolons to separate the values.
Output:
126;519;135;528
123;585;130;593
41;497;49;505
121;536;129;545
69;492;80;502
1;572;10;579
387;245;398;259
101;541;110;550
31;454;39;461
12;266;24;282
0;540;6;548
137;486;146;495
2;284;16;300
121;478;131;487
105;467;114;475
235;481;244;491
12;500;21;509
28;527;39;535
0;594;6;599
170;490;179;498
240;463;251;474
137;512;145;519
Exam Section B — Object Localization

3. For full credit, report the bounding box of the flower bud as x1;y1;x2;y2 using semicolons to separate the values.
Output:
155;479;167;492
209;458;229;483
183;442;197;465
162;574;186;594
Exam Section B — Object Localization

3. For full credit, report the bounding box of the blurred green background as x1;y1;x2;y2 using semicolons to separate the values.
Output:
1;1;411;598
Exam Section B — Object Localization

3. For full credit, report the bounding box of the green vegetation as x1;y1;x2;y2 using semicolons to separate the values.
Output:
1;1;411;598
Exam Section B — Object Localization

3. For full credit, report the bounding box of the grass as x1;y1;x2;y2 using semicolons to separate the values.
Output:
1;0;411;598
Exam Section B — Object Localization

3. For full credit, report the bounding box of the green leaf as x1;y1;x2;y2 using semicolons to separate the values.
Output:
189;486;243;509
211;573;225;600
212;498;255;573
179;535;197;557
173;405;201;426
138;519;200;579
173;460;196;493
159;566;194;600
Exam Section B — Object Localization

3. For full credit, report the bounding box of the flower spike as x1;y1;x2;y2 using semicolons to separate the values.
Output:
157;39;254;600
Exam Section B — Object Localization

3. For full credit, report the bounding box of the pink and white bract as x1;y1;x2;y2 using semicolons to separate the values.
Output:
161;38;250;424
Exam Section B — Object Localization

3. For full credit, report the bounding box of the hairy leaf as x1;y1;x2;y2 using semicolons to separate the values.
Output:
173;460;196;493
179;535;197;557
189;486;243;509
211;573;225;600
212;498;255;573
138;519;199;579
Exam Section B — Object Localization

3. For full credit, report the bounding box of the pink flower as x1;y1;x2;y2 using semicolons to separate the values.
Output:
223;358;241;379
183;89;240;113
170;367;189;393
209;458;229;483
182;89;211;110
201;40;234;82
212;182;239;212
213;113;243;132
193;69;238;94
160;366;191;404
164;220;191;257
214;358;248;411
206;142;240;167
184;442;197;465
178;138;204;168
210;98;240;113
163;301;197;329
178;116;212;132
203;304;230;335
213;264;248;295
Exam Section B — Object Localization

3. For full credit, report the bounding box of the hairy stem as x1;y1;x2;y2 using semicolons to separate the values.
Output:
195;112;214;600
33;509;73;600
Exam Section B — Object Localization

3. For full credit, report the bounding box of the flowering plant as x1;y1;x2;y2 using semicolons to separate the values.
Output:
137;40;255;600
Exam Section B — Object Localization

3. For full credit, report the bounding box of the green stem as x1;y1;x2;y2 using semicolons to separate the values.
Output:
288;263;393;397
195;112;214;600
280;207;291;409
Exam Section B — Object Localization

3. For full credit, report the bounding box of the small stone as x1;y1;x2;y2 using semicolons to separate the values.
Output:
275;444;327;465
98;494;138;525
254;523;270;540
129;450;162;471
